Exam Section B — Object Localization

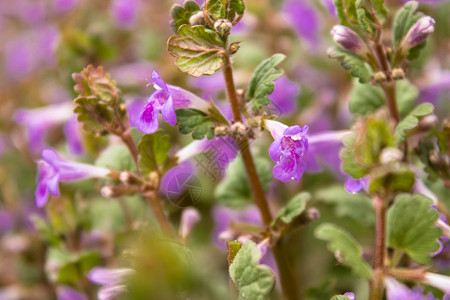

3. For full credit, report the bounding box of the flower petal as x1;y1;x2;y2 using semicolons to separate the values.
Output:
161;96;176;126
35;181;49;207
151;70;168;91
273;154;297;182
269;138;283;162
136;102;160;134
47;174;60;196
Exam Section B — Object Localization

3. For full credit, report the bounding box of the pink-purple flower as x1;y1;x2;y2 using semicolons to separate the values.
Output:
35;148;111;207
88;267;134;300
136;71;209;134
265;120;309;182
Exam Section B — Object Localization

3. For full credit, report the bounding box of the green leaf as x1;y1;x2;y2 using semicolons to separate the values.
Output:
273;192;310;226
245;54;286;111
393;1;422;48
31;216;61;246
175;108;215;140
206;0;245;22
74;96;111;135
387;194;442;264
368;164;415;195
138;131;171;176
168;25;225;77
395;103;434;142
340;137;370;179
170;1;201;33
96;144;135;171
331;295;352;300
333;0;358;25
357;8;373;34
371;0;388;23
229;241;275;300
316;185;374;226
349;80;417;117
315;223;372;279
227;240;242;265
328;47;372;83
215;155;273;208
229;0;245;18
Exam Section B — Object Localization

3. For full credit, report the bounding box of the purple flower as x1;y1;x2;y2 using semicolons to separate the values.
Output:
331;25;368;56
402;16;435;49
56;286;87;300
189;71;225;100
385;277;438;300
268;76;300;115
136;71;209;134
88;267;134;300
14;102;74;154
345;176;369;194
423;273;450;294
64;117;84;156
160;162;196;200
53;0;79;13
0;210;14;235
111;0;140;28
179;207;201;241
265;120;309;182
283;0;321;49
35;148;111;207
125;97;147;127
344;292;355;300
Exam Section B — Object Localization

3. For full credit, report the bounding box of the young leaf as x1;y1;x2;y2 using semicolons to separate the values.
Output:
315;223;372;279
395;80;418;117
333;0;358;26
328;47;371;83
168;25;225;77
229;241;275;300
371;0;388;23
387;194;442;264
340;136;370;179
138;131;171;176
206;0;245;22
395;103;434;142
393;1;422;48
96;144;136;172
170;1;201;34
245;54;286;111
273;192;310;226
175;108;215;140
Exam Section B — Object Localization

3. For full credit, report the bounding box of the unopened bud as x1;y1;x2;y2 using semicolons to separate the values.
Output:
120;172;131;184
231;122;247;136
373;71;387;83
101;186;114;198
214;19;232;36
403;16;435;49
419;114;438;130
380;147;403;164
306;208;320;221
179;208;201;241
149;171;158;181
214;126;228;136
229;42;241;54
189;11;204;26
119;103;127;114
391;68;405;80
331;25;367;56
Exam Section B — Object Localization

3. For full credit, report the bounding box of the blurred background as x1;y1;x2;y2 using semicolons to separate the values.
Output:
0;0;449;299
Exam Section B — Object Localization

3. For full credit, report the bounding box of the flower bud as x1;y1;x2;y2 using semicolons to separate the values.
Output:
403;16;435;49
214;19;232;36
179;208;201;241
373;71;387;83
380;147;403;164
331;25;367;56
214;126;228;136
189;11;204;26
391;68;405;80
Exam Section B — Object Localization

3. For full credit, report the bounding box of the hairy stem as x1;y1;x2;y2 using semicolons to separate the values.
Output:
222;53;300;300
370;195;386;300
381;82;400;125
145;192;174;238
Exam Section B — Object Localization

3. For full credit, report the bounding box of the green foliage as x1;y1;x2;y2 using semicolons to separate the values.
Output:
340;137;370;179
138;131;171;176
393;1;422;49
205;0;245;22
395;103;434;142
368;164;415;195
215;155;273;208
229;241;275;300
31;216;61;246
168;25;225;77
349;80;418;117
333;0;358;26
272;192;310;226
387;194;442;264
96;144;135;171
328;47;371;83
315;223;372;279
331;296;352;300
175;108;215;139
245;54;286;111
170;1;201;33
315;185;374;226
227;240;242;264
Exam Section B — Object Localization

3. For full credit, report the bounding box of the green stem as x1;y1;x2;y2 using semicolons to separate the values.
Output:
222;53;300;300
145;191;175;238
370;195;386;300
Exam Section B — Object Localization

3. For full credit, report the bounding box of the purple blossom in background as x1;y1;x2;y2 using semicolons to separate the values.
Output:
322;0;336;17
268;76;300;115
56;286;87;300
189;71;226;100
35;148;111;207
64;117;84;156
0;210;14;235
385;277;438;300
14;103;74;154
137;71;209;134
88;267;135;300
265;120;309;182
419;68;450;106
160;162;196;199
344;292;355;300
179;207;201;240
110;62;153;87
4;36;34;79
345;176;369;194
111;0;140;28
283;0;321;49
53;0;78;14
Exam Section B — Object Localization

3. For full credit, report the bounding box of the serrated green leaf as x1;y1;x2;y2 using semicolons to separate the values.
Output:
331;295;351;300
328;47;371;83
215;155;273;208
273;192;310;226
170;1;201;33
246;54;286;111
138;131;171;176
333;0;358;25
315;223;372;279
316;185;374;226
229;241;275;300
229;0;245;17
168;25;225;77
206;0;245;22
175;108;215;140
396;80;418;117
96;144;135;171
371;0;388;23
395;103;434;142
74;96;112;135
393;1;422;49
387;194;442;264
357;8;373;34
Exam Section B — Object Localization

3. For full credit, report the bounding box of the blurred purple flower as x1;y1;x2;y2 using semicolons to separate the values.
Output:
57;286;87;300
385;277;438;300
137;71;209;134
265;120;309;182
283;0;321;49
345;176;369;194
88;267;135;300
268;76;300;115
126;97;147;127
35;148;111;207
53;0;78;13
160;162;196;199
110;62;153;87
4;37;34;79
111;0;140;28
322;0;336;17
64;117;84;156
14;103;74;154
179;207;201;240
344;292;355;300
419;69;450;105
0;210;14;235
189;71;225;100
